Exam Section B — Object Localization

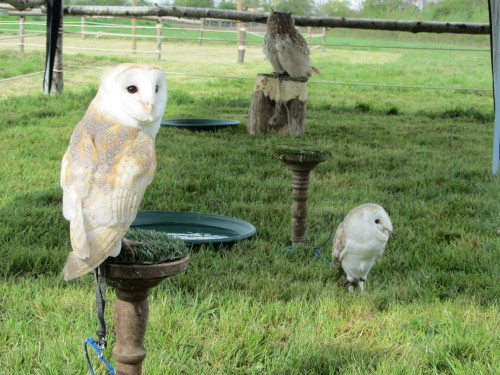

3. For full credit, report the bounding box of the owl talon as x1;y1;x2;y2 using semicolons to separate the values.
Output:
345;280;355;293
275;71;290;78
121;238;147;262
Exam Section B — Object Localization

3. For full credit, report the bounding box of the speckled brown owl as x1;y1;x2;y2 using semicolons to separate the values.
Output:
263;10;318;78
61;63;167;280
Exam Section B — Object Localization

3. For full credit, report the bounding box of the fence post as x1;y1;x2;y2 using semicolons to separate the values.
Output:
81;16;85;39
54;20;64;94
322;27;326;51
237;23;246;63
156;18;162;60
199;18;205;46
18;15;25;53
236;0;245;63
131;17;137;53
131;0;137;54
308;27;312;48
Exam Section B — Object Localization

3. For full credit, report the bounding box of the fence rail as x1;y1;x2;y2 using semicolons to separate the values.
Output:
0;18;490;57
0;12;492;93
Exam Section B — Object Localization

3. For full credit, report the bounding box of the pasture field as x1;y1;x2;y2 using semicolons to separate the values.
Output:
0;35;499;374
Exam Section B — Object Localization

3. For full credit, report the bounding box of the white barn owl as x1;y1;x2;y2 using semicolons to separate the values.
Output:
263;10;318;78
61;63;167;281
332;204;393;292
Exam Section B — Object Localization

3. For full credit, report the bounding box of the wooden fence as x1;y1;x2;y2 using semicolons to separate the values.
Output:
0;14;328;61
0;5;492;96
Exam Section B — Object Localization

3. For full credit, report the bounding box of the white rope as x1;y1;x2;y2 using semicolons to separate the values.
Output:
59;66;493;91
0;42;44;47
309;80;493;91
0;71;44;82
0;32;45;40
1;64;492;92
62;45;157;53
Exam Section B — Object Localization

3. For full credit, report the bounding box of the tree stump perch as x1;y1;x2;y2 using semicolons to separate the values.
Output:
248;74;308;136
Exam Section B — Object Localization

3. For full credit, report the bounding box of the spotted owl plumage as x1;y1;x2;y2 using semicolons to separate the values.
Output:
61;63;167;280
263;10;314;78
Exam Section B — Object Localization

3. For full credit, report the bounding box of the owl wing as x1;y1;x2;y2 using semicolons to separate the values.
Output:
275;35;312;78
61;122;98;259
264;34;286;74
332;221;348;268
376;241;388;260
62;124;156;280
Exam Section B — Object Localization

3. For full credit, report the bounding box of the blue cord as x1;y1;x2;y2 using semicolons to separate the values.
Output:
83;338;115;375
312;230;333;266
284;231;334;266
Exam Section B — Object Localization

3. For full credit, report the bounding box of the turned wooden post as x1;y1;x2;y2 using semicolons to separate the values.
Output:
113;289;149;375
275;149;330;246
248;74;307;136
104;256;189;375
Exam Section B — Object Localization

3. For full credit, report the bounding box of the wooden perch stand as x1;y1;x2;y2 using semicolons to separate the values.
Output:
248;74;308;136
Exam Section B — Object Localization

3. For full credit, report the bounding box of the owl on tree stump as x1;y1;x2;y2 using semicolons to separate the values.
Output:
263;10;319;79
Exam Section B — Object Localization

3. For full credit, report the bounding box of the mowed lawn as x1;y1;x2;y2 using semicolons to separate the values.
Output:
0;33;499;374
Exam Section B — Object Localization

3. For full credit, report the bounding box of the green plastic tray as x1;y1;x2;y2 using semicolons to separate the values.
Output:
131;211;256;245
161;118;240;130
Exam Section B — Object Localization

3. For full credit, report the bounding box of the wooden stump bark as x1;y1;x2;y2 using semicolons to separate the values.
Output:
248;74;307;136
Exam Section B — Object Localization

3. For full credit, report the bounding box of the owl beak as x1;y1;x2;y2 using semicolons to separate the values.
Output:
142;102;153;116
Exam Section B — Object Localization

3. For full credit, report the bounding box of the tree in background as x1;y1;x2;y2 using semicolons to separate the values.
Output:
421;0;489;22
173;0;215;7
361;0;422;19
264;0;315;15
217;0;237;9
316;0;355;17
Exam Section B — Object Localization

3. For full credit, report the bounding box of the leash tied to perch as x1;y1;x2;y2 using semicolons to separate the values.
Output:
284;230;334;266
312;230;333;266
83;266;115;374
83;338;115;375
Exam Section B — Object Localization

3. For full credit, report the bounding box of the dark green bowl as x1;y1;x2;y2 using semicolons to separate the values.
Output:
131;211;256;245
161;118;240;130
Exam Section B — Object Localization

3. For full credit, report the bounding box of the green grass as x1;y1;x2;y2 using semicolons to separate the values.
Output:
111;229;188;264
0;34;499;374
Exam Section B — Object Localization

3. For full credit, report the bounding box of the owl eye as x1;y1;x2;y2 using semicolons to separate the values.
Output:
155;85;159;93
127;85;138;94
375;219;381;224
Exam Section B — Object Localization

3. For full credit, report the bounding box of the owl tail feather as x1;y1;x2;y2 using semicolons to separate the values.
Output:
312;66;321;75
63;252;94;281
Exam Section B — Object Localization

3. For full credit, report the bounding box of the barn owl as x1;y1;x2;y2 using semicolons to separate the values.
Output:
332;204;393;292
263;10;318;78
61;63;167;281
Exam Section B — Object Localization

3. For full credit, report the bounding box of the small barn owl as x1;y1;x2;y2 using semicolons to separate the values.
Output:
332;204;393;292
61;63;167;281
263;10;317;78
